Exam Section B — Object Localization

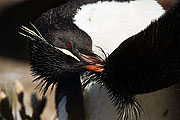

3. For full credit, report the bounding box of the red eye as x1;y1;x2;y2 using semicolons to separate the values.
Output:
66;42;72;48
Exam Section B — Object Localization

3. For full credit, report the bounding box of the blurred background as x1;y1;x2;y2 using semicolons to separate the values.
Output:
0;0;67;119
0;0;179;120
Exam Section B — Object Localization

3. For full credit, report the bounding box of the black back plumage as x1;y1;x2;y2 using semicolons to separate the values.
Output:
101;1;180;96
88;2;180;118
0;0;68;60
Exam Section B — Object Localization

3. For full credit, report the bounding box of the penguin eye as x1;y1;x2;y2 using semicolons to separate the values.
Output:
66;42;72;48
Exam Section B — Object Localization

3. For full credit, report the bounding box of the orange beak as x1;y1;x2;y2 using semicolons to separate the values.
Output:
80;53;105;72
85;65;104;72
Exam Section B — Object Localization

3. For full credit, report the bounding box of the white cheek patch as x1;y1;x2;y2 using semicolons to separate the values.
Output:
73;0;165;57
56;47;80;61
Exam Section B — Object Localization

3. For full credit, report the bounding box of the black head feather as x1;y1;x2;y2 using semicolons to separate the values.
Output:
19;24;85;95
19;8;105;95
19;23;103;95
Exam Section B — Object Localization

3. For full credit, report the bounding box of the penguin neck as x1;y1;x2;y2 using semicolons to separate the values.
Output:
73;0;165;57
55;73;85;120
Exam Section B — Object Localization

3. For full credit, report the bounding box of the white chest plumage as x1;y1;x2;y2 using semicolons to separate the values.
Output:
73;0;165;120
73;0;165;57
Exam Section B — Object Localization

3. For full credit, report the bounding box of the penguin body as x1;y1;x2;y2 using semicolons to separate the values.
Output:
72;0;164;119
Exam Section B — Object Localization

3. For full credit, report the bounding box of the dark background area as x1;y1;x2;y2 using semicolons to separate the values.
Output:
0;0;67;60
0;0;69;119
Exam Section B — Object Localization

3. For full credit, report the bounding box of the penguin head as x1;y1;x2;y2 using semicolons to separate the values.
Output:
20;17;105;95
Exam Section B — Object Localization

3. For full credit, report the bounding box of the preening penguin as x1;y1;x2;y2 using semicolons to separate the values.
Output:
20;0;180;120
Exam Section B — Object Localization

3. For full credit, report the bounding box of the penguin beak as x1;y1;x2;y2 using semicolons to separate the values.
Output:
85;65;104;72
80;53;105;72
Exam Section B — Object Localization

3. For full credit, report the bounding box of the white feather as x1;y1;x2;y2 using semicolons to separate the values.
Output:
56;48;80;61
73;0;165;58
